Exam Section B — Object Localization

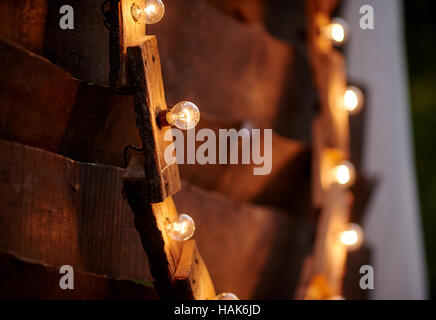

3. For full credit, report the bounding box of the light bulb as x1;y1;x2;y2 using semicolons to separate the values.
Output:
215;293;239;300
329;295;346;300
166;101;200;130
343;86;364;114
131;0;165;24
339;223;364;251
323;17;349;46
330;160;356;188
166;214;195;241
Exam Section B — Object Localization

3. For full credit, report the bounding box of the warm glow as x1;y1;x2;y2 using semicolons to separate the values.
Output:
330;23;345;43
340;230;358;246
144;4;157;15
215;293;239;300
166;214;195;241
343;86;364;114
339;223;364;251
323;17;349;45
331;160;356;188
167;101;200;130
131;0;165;24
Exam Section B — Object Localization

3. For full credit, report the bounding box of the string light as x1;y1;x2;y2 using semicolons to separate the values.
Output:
322;17;349;46
215;293;239;300
342;86;364;114
329;295;346;300
166;214;195;241
339;223;364;251
330;160;356;189
159;101;200;130
131;0;165;24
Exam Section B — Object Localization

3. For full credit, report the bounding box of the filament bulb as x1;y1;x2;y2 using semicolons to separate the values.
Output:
166;214;195;241
331;160;356;188
215;293;239;300
166;101;200;130
339;223;364;251
131;0;165;24
323;17;349;45
343;86;364;114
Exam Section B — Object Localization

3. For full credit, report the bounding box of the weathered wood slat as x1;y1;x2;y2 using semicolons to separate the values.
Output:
299;0;353;299
148;0;316;140
110;0;147;87
0;0;47;53
127;36;181;202
310;184;350;297
42;0;111;86
0;250;158;300
0;138;311;299
177;117;311;212
0;37;77;152
0;35;310;214
122;152;216;300
0;139;152;283
307;0;349;151
174;181;314;300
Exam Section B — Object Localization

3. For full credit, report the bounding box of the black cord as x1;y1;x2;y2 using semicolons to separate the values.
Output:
124;145;143;168
101;0;112;30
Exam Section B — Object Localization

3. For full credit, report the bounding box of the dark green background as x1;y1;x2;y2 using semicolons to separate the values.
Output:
404;1;436;299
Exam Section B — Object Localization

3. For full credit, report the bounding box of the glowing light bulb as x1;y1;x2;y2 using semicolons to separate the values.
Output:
330;160;356;188
131;0;165;24
166;101;200;130
215;293;239;300
329;295;346;300
166;214;195;241
343;86;364;114
339;223;364;251
323;17;349;45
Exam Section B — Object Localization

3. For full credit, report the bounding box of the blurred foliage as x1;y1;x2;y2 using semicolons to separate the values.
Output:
404;0;436;298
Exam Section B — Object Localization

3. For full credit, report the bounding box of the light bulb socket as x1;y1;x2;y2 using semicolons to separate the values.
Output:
157;109;171;128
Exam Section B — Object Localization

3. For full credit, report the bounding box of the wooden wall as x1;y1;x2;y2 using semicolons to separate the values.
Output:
0;0;333;299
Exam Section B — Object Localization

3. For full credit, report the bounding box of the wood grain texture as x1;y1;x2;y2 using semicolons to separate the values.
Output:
177;116;312;212
123;152;215;300
0;250;158;300
0;37;77;152
174;182;314;300
0;0;48;53
42;0;111;85
148;0;316;141
0;139;153;283
127;36;181;202
110;0;147;87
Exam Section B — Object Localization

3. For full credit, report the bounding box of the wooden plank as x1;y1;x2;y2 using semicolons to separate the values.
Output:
122;152;215;300
148;0;316;140
207;0;265;22
0;0;47;53
0;139;153;283
174;181;314;300
307;1;349;151
177;117;311;211
127;36;181;202
110;0;147;87
306;184;351;298
0;250;158;300
42;0;111;85
0;37;77;152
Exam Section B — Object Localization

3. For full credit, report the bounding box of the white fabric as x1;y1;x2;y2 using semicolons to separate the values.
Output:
343;0;428;299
